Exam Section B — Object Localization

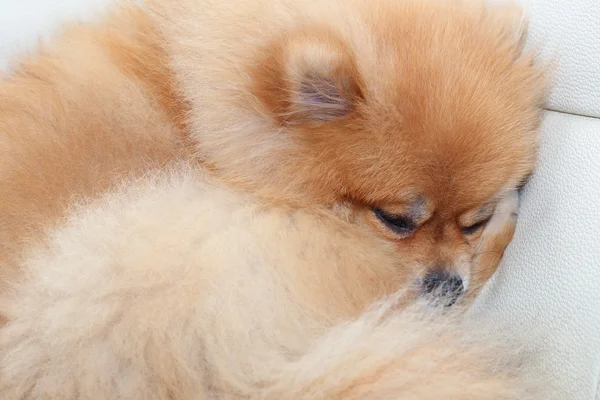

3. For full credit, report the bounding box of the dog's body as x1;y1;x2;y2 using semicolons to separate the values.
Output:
0;0;546;398
0;166;531;399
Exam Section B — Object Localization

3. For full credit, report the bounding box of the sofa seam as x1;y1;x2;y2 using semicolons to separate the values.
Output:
545;108;600;120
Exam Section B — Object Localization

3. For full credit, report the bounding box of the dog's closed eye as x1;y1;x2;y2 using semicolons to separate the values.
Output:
460;218;491;236
373;208;416;236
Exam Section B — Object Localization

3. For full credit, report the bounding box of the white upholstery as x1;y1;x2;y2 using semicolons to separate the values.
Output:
518;0;600;118
0;0;115;72
474;111;600;399
474;0;600;399
0;0;599;399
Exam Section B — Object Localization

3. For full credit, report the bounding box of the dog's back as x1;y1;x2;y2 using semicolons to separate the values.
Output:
0;7;187;286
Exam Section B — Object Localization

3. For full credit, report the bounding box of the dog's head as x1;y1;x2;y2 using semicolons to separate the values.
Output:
155;0;546;303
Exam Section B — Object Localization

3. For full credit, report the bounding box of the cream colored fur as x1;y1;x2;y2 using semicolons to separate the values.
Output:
0;165;535;399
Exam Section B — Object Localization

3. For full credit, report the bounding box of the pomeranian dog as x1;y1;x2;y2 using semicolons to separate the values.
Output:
0;0;546;398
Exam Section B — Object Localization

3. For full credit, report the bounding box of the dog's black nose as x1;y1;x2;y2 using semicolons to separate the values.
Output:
422;271;464;307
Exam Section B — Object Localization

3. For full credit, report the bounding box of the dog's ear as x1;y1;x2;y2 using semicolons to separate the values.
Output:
252;30;364;126
488;2;530;58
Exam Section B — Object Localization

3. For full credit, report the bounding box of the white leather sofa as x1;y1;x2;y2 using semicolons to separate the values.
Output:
1;0;599;399
473;1;600;399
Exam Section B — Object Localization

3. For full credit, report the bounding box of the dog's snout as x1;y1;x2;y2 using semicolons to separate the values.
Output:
421;270;464;306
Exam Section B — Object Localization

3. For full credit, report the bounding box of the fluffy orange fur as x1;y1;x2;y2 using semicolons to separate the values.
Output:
0;0;546;398
0;6;189;286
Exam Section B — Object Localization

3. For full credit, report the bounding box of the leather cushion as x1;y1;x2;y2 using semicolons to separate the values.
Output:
517;0;600;117
474;110;600;400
